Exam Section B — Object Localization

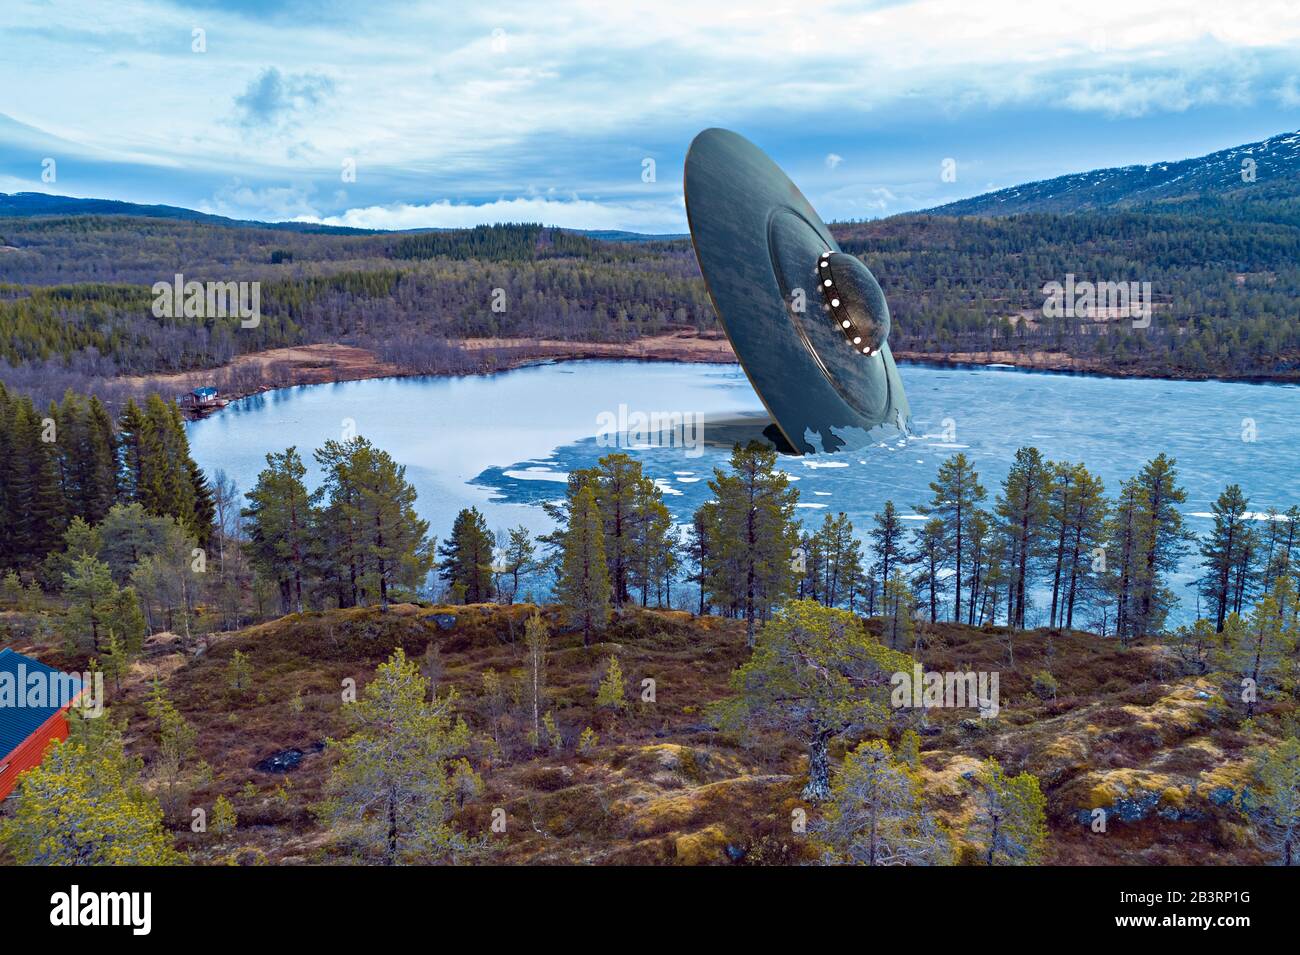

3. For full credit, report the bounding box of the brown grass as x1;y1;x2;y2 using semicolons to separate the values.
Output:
4;601;1283;865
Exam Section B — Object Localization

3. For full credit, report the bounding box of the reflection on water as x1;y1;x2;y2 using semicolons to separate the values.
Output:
187;359;1300;626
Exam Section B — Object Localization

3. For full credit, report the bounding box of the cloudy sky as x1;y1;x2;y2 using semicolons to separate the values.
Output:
2;0;1298;232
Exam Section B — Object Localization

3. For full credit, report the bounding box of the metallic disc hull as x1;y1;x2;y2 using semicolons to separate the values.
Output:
684;128;910;454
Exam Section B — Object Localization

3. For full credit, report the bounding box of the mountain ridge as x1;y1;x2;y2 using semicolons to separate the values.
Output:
926;129;1300;216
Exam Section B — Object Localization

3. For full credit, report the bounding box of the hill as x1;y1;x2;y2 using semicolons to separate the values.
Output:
0;602;1278;865
928;130;1300;216
0;192;384;235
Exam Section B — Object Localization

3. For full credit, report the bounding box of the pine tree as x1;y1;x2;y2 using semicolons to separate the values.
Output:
583;454;641;606
970;757;1048;865
83;396;119;523
1130;453;1191;639
814;739;951;865
500;525;536;604
1200;484;1254;632
715;600;912;801
115;399;150;504
702;442;800;646
437;506;495;604
564;454;634;605
995;446;1052;630
556;483;610;646
227;649;253;696
881;569;917;652
313;439;365;608
868;500;907;616
685;507;711;615
918;453;985;622
62;554;118;653
318;648;473;864
353;442;431;609
596;655;626;714
145;677;201;816
1060;464;1107;630
964;509;991;625
43;514;102;587
650;519;680;609
911;517;948;624
1044;461;1077;629
1265;506;1299;586
1170;617;1216;674
98;629;131;696
802;512;864;609
1218;577;1296;718
1252;737;1300;866
826;512;864;609
7;396;66;565
1106;476;1144;644
242;447;313;614
797;522;827;602
211;795;238;840
97;502;172;583
628;476;672;607
107;585;147;658
549;454;671;608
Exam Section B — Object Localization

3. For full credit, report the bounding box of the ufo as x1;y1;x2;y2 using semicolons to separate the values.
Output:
684;128;910;454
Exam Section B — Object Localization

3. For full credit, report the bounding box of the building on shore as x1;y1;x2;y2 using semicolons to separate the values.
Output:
0;648;85;801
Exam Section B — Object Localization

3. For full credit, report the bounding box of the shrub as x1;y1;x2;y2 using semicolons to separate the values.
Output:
1031;670;1059;701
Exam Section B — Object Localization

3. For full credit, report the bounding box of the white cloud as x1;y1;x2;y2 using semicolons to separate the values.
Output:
297;195;688;233
1061;72;1254;117
1277;75;1300;108
0;174;61;195
200;181;321;221
7;0;1299;170
3;0;1299;227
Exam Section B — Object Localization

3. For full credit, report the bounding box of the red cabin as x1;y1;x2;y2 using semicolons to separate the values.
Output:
0;648;84;801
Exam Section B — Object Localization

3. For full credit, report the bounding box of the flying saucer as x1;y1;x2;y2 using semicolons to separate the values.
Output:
684;128;910;454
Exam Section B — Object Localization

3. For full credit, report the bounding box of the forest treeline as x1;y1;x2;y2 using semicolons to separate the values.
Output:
0;383;213;572
2;193;1300;409
228;432;1300;663
7;375;1297;655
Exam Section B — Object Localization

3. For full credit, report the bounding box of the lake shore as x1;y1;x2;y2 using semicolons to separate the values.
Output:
145;333;1298;419
148;333;739;418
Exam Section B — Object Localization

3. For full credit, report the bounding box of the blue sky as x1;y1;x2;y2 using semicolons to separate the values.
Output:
1;0;1298;232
